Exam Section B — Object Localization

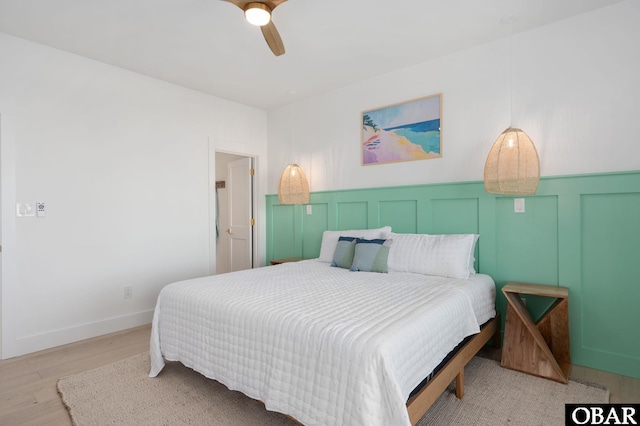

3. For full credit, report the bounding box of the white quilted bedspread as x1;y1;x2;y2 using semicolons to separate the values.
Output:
150;260;495;426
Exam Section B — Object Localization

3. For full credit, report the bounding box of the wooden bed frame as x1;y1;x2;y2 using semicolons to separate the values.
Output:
284;314;501;425
406;313;501;425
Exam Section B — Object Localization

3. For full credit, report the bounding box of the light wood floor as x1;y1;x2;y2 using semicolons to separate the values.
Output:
0;325;151;425
1;325;638;425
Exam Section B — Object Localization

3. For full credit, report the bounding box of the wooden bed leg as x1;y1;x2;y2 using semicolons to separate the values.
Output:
455;369;464;399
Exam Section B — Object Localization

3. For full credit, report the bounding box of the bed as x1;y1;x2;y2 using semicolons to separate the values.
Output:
149;229;498;425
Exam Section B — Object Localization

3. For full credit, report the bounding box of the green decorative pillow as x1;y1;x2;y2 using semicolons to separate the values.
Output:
350;238;392;273
331;236;357;269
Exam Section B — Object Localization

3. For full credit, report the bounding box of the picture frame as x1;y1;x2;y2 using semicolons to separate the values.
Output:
362;93;442;165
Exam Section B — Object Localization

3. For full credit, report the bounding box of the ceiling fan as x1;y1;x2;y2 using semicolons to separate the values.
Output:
223;0;288;56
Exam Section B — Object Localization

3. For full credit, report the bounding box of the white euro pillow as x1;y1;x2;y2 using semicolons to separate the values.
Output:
318;226;392;263
387;233;479;279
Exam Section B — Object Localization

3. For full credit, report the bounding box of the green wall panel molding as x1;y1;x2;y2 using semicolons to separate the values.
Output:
302;203;328;259
265;170;640;379
270;204;296;260
579;192;640;373
430;198;479;234
337;202;369;230
379;200;418;233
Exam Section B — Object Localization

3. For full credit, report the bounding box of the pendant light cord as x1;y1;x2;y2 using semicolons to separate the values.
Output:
509;14;514;128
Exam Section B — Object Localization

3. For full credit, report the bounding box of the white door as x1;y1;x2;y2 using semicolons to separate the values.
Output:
227;157;253;272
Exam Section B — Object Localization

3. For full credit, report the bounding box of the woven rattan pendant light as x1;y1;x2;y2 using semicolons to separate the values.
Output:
484;127;539;195
278;164;309;204
484;14;540;196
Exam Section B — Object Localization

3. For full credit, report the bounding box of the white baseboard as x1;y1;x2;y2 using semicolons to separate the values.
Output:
6;310;154;359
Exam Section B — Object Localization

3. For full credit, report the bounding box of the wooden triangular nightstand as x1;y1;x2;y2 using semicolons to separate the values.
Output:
501;282;570;383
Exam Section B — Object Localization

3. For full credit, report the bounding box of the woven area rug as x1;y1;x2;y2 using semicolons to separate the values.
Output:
57;353;609;425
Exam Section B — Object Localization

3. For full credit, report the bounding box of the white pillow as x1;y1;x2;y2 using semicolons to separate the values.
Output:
387;233;479;279
468;234;479;275
318;226;392;263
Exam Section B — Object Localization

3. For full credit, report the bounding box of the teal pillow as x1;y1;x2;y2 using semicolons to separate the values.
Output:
331;236;357;269
350;238;392;273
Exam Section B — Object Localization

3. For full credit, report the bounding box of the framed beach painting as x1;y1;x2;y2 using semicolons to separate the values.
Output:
362;94;442;165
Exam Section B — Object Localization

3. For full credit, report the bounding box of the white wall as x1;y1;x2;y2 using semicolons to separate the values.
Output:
0;33;268;357
267;1;640;193
2;0;638;359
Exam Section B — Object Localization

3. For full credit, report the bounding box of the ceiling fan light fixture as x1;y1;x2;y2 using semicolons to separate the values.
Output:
244;3;271;26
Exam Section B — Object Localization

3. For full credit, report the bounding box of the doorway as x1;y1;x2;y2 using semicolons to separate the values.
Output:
213;152;256;275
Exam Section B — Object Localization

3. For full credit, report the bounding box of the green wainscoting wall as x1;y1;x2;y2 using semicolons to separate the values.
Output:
265;171;640;379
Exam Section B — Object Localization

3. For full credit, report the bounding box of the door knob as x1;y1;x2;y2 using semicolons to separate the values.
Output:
226;228;233;234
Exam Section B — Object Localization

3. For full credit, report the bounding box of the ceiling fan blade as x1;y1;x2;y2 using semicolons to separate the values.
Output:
265;0;287;10
261;21;285;56
221;0;251;8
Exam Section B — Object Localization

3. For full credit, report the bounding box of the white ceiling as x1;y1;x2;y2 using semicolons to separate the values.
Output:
0;0;624;110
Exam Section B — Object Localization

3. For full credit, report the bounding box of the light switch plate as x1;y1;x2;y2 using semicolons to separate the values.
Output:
306;205;312;215
514;198;525;213
16;203;35;217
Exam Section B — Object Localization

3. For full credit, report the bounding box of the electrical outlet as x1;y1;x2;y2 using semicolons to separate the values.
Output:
124;286;133;299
